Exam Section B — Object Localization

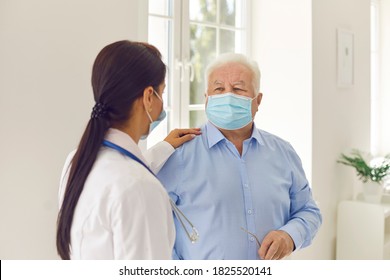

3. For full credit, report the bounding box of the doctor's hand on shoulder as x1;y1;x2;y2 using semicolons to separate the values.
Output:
164;128;201;148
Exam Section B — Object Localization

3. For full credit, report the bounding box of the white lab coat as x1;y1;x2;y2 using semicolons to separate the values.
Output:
58;128;175;259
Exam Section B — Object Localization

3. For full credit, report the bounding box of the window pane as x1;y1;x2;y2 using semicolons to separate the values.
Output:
148;16;171;144
149;0;172;16
148;17;170;65
220;0;236;26
190;0;217;23
190;110;207;127
148;17;171;105
220;29;235;53
190;24;216;104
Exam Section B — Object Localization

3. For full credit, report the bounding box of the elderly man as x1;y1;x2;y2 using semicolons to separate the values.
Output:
157;53;322;260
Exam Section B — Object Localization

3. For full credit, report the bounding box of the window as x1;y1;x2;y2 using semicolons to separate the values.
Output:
370;0;379;156
147;0;250;147
370;0;390;192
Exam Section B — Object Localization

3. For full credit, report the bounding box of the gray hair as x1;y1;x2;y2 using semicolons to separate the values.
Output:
205;53;261;93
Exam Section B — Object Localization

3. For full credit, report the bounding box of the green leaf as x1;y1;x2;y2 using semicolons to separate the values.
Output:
337;149;390;184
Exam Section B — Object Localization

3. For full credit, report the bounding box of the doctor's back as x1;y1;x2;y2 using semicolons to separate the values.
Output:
56;40;174;260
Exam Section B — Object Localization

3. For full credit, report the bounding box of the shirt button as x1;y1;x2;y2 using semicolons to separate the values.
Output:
250;236;255;242
247;209;253;215
243;184;249;188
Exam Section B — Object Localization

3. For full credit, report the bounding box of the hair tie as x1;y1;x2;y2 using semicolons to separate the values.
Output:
91;102;107;119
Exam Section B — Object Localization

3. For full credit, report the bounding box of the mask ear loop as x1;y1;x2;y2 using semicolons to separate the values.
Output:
153;90;164;103
251;93;259;101
170;199;199;243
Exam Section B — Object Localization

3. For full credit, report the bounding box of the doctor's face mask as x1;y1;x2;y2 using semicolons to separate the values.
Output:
141;90;166;140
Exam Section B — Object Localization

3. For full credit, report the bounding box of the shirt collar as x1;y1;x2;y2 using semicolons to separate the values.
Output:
206;121;264;149
206;122;226;148
104;128;149;166
251;123;264;146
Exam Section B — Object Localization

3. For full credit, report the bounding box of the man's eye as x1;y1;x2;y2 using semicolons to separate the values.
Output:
233;88;245;91
214;88;224;92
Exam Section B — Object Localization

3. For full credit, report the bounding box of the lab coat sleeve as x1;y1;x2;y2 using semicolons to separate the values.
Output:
110;178;174;260
144;141;175;174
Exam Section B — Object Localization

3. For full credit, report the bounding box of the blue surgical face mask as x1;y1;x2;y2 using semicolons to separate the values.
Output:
149;109;166;131
206;92;257;130
141;90;166;140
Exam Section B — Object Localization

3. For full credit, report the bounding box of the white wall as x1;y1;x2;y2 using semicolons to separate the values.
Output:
310;0;371;260
251;0;371;259
0;0;147;259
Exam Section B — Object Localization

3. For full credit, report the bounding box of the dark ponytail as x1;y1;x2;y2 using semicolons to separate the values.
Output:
56;41;166;259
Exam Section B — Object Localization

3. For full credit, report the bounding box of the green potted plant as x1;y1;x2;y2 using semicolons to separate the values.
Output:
338;149;390;203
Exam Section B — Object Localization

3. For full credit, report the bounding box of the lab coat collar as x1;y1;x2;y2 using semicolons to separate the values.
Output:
206;121;264;149
104;128;149;167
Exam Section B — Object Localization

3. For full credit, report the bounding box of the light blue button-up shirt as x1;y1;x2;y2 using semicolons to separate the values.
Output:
157;122;322;260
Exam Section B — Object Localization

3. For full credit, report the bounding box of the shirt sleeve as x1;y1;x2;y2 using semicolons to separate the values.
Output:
279;143;323;250
144;141;175;174
157;148;184;259
156;147;183;201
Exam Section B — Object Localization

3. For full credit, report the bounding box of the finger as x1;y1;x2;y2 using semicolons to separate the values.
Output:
177;128;202;136
264;242;279;260
173;134;196;147
258;232;275;259
180;134;197;142
272;249;283;260
258;241;270;260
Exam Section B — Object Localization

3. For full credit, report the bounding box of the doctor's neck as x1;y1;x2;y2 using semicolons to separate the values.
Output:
111;120;142;144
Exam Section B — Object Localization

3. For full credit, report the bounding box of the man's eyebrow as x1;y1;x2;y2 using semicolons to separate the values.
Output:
232;81;246;86
213;80;224;85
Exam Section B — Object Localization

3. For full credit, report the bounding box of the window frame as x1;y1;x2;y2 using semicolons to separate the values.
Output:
147;0;251;147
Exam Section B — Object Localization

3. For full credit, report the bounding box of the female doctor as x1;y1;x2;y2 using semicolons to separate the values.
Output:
56;40;200;260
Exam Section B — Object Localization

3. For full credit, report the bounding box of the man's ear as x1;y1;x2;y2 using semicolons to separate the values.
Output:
256;92;263;106
142;86;154;112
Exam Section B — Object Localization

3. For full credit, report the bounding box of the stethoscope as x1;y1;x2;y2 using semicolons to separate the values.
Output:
102;140;199;243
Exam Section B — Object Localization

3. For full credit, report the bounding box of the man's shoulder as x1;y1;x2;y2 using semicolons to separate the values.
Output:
255;128;300;163
176;124;208;151
256;128;291;146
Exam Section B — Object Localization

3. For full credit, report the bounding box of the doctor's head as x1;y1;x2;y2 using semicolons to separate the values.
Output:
91;40;166;137
204;53;263;131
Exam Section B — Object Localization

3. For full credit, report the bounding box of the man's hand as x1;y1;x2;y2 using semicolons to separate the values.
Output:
164;128;201;148
258;230;294;260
